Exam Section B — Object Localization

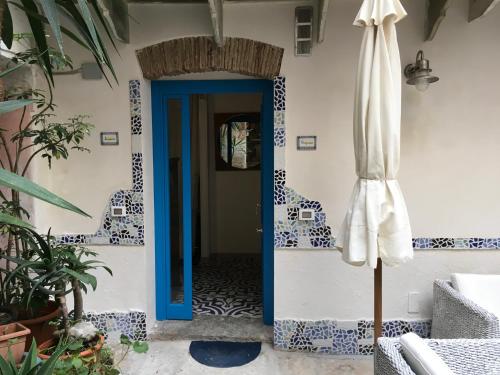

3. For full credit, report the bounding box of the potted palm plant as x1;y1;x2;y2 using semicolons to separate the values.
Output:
2;229;112;359
0;166;91;360
0;339;67;375
0;227;64;351
0;223;112;359
0;46;94;347
0;322;30;363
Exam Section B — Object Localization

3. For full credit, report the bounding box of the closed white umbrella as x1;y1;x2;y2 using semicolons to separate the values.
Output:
338;0;413;339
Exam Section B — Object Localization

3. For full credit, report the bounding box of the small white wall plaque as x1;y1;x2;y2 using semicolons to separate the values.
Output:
101;132;119;146
297;136;317;150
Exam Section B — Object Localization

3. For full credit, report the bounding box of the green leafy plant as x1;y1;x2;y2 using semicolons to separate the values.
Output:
1;47;94;175
0;167;93;309
118;334;149;355
1;0;118;86
0;168;89;220
53;345;117;375
0;46;94;309
0;339;67;374
50;335;148;375
12;113;93;170
1;231;111;334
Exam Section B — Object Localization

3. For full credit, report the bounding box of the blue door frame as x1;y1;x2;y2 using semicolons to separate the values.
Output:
152;80;274;325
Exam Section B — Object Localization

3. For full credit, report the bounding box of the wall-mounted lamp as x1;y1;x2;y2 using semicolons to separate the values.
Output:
404;50;439;92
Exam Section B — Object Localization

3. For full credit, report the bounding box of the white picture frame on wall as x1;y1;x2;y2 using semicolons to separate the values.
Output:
100;132;119;146
297;135;317;151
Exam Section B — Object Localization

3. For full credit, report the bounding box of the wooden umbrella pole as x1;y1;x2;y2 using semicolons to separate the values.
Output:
374;257;383;343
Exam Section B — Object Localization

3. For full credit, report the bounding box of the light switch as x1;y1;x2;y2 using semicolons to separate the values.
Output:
408;292;420;313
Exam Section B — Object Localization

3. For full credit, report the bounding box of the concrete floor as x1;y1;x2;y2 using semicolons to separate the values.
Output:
150;316;273;343
119;340;374;375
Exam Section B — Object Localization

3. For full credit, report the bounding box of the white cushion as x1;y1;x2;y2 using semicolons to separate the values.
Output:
400;333;454;375
451;273;500;320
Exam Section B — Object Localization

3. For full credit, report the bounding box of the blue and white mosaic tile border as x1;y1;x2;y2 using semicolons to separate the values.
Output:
84;310;147;341
413;237;500;250
56;80;144;246
274;319;431;356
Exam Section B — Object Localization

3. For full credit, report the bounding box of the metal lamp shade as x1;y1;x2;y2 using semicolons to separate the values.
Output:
405;50;439;91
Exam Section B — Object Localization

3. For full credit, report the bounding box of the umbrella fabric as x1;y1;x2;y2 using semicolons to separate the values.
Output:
338;0;412;268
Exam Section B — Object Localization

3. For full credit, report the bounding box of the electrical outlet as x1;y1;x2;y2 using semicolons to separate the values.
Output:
298;208;315;221
111;206;126;217
408;292;420;313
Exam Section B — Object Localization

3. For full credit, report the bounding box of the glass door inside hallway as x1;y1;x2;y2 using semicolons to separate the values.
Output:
161;95;192;319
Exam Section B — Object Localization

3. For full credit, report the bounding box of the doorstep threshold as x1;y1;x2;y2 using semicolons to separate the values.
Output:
149;315;273;343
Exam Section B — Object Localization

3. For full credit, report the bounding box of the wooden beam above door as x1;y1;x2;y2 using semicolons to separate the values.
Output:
317;0;330;43
469;0;500;21
425;0;453;41
208;0;224;46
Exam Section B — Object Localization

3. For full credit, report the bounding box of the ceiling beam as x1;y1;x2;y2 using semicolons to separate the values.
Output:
208;0;223;46
425;0;453;41
469;0;500;21
317;0;330;43
98;0;130;43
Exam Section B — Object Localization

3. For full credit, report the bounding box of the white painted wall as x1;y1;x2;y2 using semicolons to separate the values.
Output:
276;250;500;320
214;171;261;254
211;94;262;255
29;0;500;324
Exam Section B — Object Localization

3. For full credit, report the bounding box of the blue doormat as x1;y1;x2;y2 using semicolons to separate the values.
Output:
189;341;261;368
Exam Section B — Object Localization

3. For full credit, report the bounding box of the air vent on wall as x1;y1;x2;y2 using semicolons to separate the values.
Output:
295;6;313;56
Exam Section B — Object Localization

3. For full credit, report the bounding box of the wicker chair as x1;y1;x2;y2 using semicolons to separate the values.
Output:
375;337;500;375
432;279;500;339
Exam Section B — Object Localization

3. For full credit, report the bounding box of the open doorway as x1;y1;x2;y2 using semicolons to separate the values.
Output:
190;93;262;318
152;80;274;325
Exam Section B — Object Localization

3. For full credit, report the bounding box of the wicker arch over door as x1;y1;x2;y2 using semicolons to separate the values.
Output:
135;36;284;80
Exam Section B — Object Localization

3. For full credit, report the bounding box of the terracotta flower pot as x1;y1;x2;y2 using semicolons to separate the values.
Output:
38;334;105;361
16;301;62;351
0;323;31;364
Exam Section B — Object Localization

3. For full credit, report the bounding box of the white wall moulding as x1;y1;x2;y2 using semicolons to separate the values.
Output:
135;37;284;79
55;80;145;246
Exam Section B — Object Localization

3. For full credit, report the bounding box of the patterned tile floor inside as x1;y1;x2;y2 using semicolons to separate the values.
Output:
193;256;262;318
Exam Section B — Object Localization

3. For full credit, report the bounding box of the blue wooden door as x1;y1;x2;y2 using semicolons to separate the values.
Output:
260;91;274;326
152;93;192;320
153;80;273;324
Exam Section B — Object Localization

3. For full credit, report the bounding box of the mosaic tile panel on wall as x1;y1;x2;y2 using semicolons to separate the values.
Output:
84;310;147;341
274;319;431;356
272;79;500;250
55;77;500;250
56;80;144;246
273;77;336;249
